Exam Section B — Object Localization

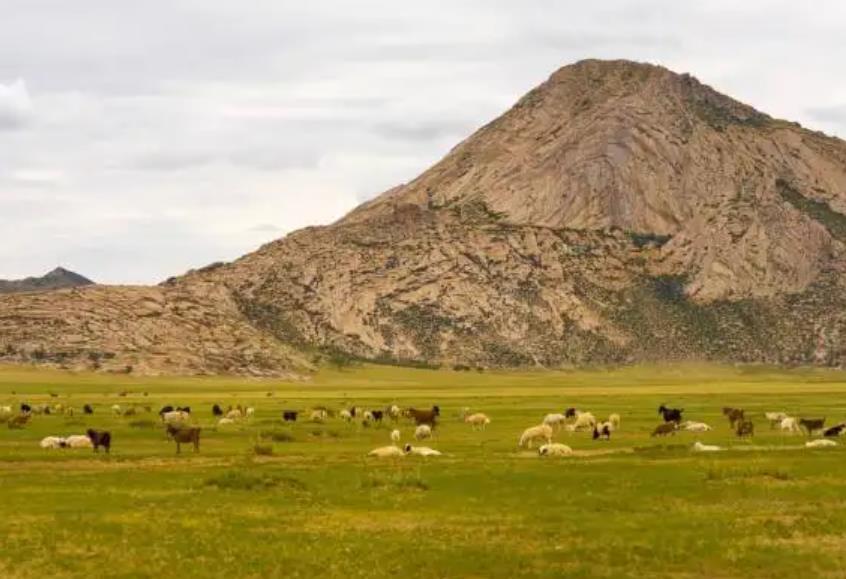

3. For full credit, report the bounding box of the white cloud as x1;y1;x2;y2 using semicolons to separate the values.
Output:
0;79;32;130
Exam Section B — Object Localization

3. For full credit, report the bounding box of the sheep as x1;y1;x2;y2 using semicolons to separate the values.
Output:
225;409;243;420
823;423;846;438
161;410;190;425
735;420;755;438
362;410;374;423
404;444;442;457
572;412;596;431
779;417;801;434
651;423;677;437
465;413;491;430
806;439;838;449
543;413;567;430
538;443;573;456
658;405;684;424
310;409;327;423
165;424;201;454
692;441;722;452
608;413;621;430
519;424;553;449
592;423;612;440
765;412;788;428
406;406;440;426
245;407;255;418
83;404;93;415
65;435;93;448
86;429;111;453
217;417;236;426
722;407;745;428
680;421;712;433
20;403;32;414
283;410;298;422
367;445;404;458
414;424;433;441
111;404;122;416
339;409;352;422
40;436;67;449
387;405;401;421
390;429;401;443
800;418;826;435
158;405;174;419
564;408;578;418
212;404;223;417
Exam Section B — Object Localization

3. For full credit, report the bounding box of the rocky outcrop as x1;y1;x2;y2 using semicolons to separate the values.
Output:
0;267;94;294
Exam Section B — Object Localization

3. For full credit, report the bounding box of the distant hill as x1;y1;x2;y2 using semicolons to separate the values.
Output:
0;267;94;294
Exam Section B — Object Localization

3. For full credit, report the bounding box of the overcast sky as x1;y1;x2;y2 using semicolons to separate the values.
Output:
1;1;845;284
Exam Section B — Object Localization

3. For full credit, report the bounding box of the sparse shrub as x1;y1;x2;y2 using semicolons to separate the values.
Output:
362;470;429;492
129;419;156;429
204;470;305;491
260;429;295;443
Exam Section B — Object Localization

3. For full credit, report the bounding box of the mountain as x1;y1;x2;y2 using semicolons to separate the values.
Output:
2;59;846;375
0;267;94;294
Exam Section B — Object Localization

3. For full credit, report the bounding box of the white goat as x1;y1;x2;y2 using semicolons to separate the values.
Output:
339;409;353;422
765;412;788;428
538;443;573;456
519;424;553;449
245;407;255;418
608;413;621;430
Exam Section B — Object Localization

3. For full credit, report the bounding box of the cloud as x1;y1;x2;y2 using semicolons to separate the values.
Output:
0;79;32;130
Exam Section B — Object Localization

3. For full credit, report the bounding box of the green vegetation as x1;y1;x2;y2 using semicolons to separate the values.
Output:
777;179;846;243
1;363;846;578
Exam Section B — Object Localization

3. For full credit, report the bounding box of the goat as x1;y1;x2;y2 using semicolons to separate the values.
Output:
779;417;801;434
158;405;174;420
538;443;573;456
414;424;433;441
370;410;384;423
212;404;223;417
564;407;578;418
592;423;612;440
465;413;491;430
83;404;93;414
723;407;745;428
20;403;31;413
282;411;298;422
166;424;201;454
651;423;677;437
735;420;754;438
823;423;846;438
658;405;684;424
799;418;826;435
86;429;111;453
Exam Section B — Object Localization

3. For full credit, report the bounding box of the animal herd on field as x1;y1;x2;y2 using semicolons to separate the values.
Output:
1;397;844;457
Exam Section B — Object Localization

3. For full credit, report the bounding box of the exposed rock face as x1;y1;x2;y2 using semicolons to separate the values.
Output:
0;267;94;294
2;59;846;374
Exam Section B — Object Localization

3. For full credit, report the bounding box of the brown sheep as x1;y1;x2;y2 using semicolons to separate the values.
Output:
166;424;201;454
405;406;440;426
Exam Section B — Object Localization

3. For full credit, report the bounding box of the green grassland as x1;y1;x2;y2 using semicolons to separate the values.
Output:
2;363;846;578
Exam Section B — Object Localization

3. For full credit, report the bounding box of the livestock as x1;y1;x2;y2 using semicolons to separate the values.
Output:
735;420;755;438
310;409;327;423
370;410;384;423
564;408;578;418
0;405;11;415
226;409;243;420
217;418;236;426
823;423;846;438
608;413;621;430
245;407;255;418
283;411;298;422
166;424;201;454
723;407;745;428
465;413;491;430
83;404;93;415
651;423;677;437
388;405;401;421
658;405;684;424
538;443;573;456
367;445;404;458
212;404;223;417
20;403;31;414
390;429;401;443
692;441;722;452
111;404;122;415
806;439;838;448
339;409;352;422
519;424;553;449
65;435;93;449
176;406;191;414
543;413;567;430
404;444;442;457
799;418;826;435
572;412;596;431
414;424;433;441
765;412;788;428
406;406;440;426
86;429;111;453
158;405;174;419
7;415;31;429
40;436;67;449
680;421;712;432
161;410;190;425
362;410;374;423
779;417;800;433
592;423;612;440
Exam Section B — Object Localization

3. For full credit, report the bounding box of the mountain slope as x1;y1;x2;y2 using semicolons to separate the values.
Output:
0;267;94;294
2;59;846;374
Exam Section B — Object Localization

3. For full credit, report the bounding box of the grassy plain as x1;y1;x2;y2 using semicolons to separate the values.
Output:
1;363;846;578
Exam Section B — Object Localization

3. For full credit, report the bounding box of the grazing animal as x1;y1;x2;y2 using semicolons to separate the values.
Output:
83;404;93;414
765;412;788;428
658;405;684;424
572;411;596;431
367;445;404;458
543;413;567;430
538;443;573;456
161;410;190;425
608;413;621;430
370;410;384;423
651;423;677;437
799;418;826;435
166;424;201;454
86;429;111;453
390;429;401;443
225;408;243;420
388;405;401;421
735;420;755;438
406;406;440;426
404;444;442;457
680;421;712;432
723;408;745;428
176;406;191;414
217;417;236;426
111;404;122;415
310;409;327;423
465;413;491;430
245;407;255;418
519;424;553;449
212;404;223;417
339;409;352;422
414;424;433;441
779;417;801;434
65;435;94;448
823;423;846;438
283;410;298;422
20;403;32;414
692;441;722;452
158;405;174;419
40;436;67;449
564;408;578;418
806;439;838;448
7;415;31;429
592;423;612;440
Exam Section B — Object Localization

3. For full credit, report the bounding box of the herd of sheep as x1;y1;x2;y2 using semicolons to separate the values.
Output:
2;398;844;458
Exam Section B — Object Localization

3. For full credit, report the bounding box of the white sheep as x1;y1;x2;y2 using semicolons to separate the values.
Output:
362;410;374;423
404;444;442;457
681;421;712;432
217;417;236;426
245;407;255;418
543;413;567;430
367;445;404;458
692;441;722;452
538;443;573;456
465;413;491;430
111;404;122;415
765;412;788;428
390;429;401;443
0;405;11;414
519;424;553;449
339;409;353;422
572;412;596;431
388;405;401;420
310;409;327;423
779;417;801;434
40;436;67;449
414;424;433;440
65;435;93;448
608;413;621;430
225;408;243;420
162;410;190;424
806;439;838;448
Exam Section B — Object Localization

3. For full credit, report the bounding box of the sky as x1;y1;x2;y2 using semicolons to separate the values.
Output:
1;1;845;284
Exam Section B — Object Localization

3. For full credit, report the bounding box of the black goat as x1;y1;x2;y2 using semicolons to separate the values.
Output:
86;429;111;453
20;403;31;413
823;423;846;438
658;405;683;423
212;404;223;417
735;420;754;438
283;411;298;422
83;404;93;415
370;410;384;422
